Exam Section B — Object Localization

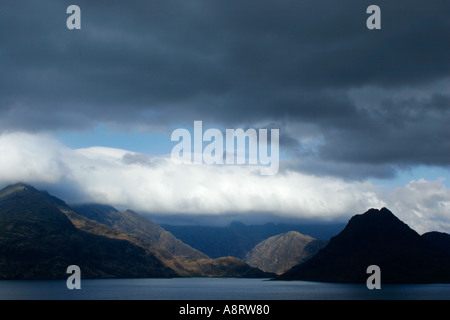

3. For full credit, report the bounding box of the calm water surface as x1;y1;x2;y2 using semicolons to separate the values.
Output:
0;278;449;300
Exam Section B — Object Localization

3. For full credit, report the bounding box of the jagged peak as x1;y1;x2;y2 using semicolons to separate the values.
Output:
357;207;393;216
352;207;398;221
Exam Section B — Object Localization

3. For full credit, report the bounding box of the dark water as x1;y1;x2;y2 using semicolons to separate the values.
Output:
0;278;449;300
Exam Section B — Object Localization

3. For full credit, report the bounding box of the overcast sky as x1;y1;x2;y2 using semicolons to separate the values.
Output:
0;1;449;233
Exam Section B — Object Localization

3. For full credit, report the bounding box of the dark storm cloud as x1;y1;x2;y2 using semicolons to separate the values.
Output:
319;93;450;165
0;0;449;178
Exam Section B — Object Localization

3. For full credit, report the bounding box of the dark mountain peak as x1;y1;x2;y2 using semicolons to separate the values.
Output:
0;183;69;208
0;183;60;210
277;208;450;283
0;183;75;237
352;207;398;221
343;207;419;241
379;206;393;214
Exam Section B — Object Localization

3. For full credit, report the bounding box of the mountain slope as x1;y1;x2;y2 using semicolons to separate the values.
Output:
71;204;208;260
0;183;175;279
0;183;274;279
244;231;326;274
70;204;274;278
277;208;450;283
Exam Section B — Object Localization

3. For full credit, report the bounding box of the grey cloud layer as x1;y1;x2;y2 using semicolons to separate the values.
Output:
1;0;449;178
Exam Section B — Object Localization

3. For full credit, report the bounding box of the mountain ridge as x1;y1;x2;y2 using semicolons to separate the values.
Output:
71;204;208;260
2;183;448;283
277;207;450;283
70;203;274;277
0;183;274;279
0;183;176;279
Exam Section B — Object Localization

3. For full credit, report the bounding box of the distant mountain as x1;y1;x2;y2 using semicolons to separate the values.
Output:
163;221;344;259
277;208;450;283
244;231;327;274
0;183;175;279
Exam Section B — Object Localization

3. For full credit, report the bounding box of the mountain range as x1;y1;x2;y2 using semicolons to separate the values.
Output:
277;208;450;283
0;183;274;279
1;183;449;284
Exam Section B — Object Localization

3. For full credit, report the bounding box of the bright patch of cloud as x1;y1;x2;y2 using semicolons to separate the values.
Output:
0;132;448;234
383;179;450;234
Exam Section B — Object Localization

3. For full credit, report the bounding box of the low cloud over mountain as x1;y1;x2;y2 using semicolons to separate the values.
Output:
0;132;448;233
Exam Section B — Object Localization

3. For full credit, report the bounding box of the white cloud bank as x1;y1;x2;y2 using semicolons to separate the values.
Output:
0;132;448;234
